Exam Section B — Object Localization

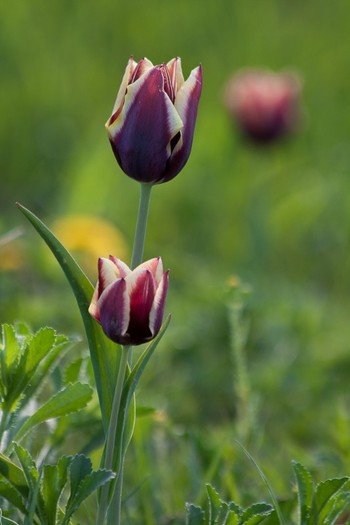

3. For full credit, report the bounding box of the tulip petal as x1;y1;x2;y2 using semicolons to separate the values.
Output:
167;57;185;92
97;257;124;297
162;65;202;183
107;67;183;183
125;269;155;344
88;284;100;322
109;57;138;125
130;57;154;82
98;278;130;343
149;270;169;336
135;257;163;285
108;256;131;278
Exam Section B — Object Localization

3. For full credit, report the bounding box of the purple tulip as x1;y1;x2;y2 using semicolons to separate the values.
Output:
89;256;169;346
106;57;202;184
223;68;302;143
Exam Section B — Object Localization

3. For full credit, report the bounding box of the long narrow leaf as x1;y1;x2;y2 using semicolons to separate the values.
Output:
17;203;120;431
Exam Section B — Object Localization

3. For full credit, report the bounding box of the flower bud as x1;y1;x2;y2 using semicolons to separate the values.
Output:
223;68;302;143
106;57;202;184
89;256;169;346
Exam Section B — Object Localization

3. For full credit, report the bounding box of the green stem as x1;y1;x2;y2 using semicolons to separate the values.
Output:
97;182;153;524
96;345;130;525
130;183;153;270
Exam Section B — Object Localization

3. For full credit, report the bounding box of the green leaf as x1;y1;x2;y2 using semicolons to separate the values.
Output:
62;467;115;525
41;456;72;525
68;455;93;501
292;461;314;525
185;503;205;525
314;477;349;523
207;484;223;524
17;203;120;431
0;478;26;513
0;452;28;496
14;382;93;442
13;444;38;493
109;316;171;481
0;510;20;525
323;490;350;525
241;503;274;525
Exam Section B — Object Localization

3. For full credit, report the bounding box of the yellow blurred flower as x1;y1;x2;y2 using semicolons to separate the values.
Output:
51;215;129;277
0;228;24;270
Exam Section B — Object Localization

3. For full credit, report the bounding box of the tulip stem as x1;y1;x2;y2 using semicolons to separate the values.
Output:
96;344;130;525
131;183;153;270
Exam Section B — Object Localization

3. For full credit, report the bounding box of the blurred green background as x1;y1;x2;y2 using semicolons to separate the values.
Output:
2;0;350;520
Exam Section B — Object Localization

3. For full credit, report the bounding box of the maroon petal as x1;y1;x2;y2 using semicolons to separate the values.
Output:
161;65;202;183
126;269;155;344
98;278;130;344
107;68;183;183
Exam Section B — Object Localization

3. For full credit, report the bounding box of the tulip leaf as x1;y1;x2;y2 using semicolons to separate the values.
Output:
17;203;120;431
108;316;171;487
14;382;93;443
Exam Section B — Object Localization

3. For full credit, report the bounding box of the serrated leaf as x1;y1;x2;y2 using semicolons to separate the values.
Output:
24;327;56;376
0;325;21;400
185;503;205;525
315;477;349;523
17;203;120;432
41;456;72;525
207;484;223;524
14;382;93;442
13;444;39;492
323;490;350;525
62;468;115;525
241;503;274;525
64;357;84;384
68;455;92;500
292;461;314;525
1;325;20;370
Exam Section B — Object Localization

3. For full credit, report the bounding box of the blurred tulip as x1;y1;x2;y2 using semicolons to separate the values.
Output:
223;68;302;143
106;57;202;184
89;256;169;345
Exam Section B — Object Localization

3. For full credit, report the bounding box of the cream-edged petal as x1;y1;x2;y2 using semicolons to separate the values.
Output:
108;256;131;277
108;57;138;124
135;257;163;284
149;270;169;335
160;64;202;183
130;57;154;82
167;57;185;92
88;283;100;321
98;257;123;293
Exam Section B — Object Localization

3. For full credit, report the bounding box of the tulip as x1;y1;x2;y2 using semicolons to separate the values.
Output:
106;57;202;184
89;256;169;345
223;68;302;143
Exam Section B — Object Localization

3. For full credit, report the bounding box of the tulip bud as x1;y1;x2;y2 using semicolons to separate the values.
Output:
223;68;302;143
106;57;202;184
89;256;169;346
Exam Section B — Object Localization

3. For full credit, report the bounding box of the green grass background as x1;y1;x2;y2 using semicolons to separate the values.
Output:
1;0;350;521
